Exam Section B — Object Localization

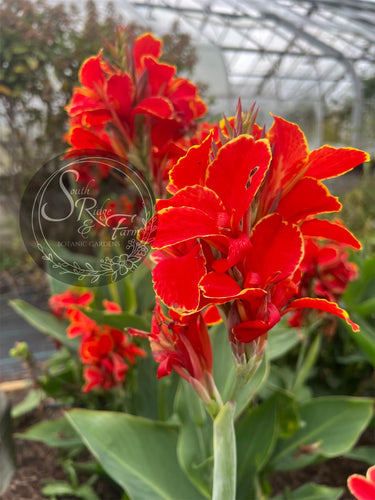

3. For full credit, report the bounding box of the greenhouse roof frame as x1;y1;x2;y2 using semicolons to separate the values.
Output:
121;0;375;145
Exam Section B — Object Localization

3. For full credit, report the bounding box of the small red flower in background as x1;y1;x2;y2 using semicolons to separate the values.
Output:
49;289;94;319
128;300;219;404
51;292;145;392
65;28;206;195
348;465;375;500
139;104;367;355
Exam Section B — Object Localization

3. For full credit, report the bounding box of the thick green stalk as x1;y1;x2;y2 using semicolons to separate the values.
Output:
212;402;237;500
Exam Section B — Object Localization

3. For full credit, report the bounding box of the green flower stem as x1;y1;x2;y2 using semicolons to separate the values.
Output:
212;402;237;500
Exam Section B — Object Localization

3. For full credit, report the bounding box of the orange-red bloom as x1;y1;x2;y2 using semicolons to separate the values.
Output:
65;29;206;195
63;299;146;392
140;107;366;350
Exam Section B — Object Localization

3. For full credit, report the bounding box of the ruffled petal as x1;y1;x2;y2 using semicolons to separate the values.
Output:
107;74;134;117
139;205;224;248
134;96;174;118
306;146;370;180
283;297;359;332
152;243;206;314
134;33;162;73
276;178;341;222
207;135;271;228
168;132;213;192
348;473;375;500
248;213;304;287
79;53;106;89
300;218;361;249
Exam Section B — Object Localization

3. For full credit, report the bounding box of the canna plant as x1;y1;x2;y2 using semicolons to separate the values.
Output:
11;26;374;500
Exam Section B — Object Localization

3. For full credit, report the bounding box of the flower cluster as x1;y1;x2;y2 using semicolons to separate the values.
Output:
50;290;145;392
140;106;368;362
65;27;206;194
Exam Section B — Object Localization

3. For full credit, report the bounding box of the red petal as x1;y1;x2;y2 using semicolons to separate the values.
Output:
152;243;206;314
134;96;174;118
144;57;175;94
248;214;304;287
168;132;213;192
202;306;222;325
68;127;110;150
212;233;252;273
140;206;222;248
79;54;106;89
200;272;266;302
276;178;341;223
301;218;362;249
348;474;375;500
107;74;134;117
283;297;359;332
260;115;309;215
103;299;122;313
306;146;370;180
156;185;224;219
207;136;271;228
134;33;162;73
367;466;375;484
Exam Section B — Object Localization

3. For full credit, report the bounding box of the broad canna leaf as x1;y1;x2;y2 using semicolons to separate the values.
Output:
82;309;150;332
9;299;78;352
272;482;343;500
271;396;373;471
66;409;206;500
174;381;212;498
16;416;82;448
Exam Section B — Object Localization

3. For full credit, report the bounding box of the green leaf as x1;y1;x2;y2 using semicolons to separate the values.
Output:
271;396;373;471
42;482;101;500
9;300;78;352
345;314;375;366
236;396;278;500
272;482;343;500
16;416;82;448
83;309;150;332
66;409;205;500
131;264;156;314
175;381;212;498
345;446;375;465
11;388;45;419
0;392;16;495
292;334;321;394
212;402;236;500
267;323;301;361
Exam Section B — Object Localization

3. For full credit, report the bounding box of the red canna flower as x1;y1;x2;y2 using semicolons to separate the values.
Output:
80;324;146;392
63;299;145;392
139;105;366;357
65;28;207;196
49;288;94;319
348;465;375;500
128;300;220;405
